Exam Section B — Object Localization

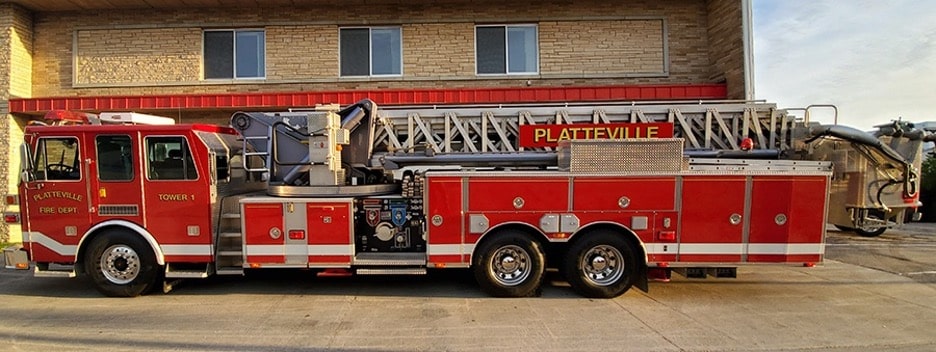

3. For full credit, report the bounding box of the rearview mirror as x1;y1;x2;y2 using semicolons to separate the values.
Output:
18;142;34;183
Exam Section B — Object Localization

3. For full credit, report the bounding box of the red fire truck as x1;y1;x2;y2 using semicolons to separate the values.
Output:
5;99;924;298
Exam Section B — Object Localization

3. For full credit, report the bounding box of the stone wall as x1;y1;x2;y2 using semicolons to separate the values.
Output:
28;0;738;98
1;3;32;243
706;0;746;99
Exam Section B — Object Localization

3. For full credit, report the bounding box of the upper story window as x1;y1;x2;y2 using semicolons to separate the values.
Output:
34;137;81;181
340;27;402;77
476;25;538;75
96;135;134;181
204;29;266;79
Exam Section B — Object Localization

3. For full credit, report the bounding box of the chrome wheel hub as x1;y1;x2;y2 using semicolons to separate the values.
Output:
100;244;141;285
580;245;624;286
489;245;531;286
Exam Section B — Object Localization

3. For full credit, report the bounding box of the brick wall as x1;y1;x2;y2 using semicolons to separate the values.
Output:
28;0;740;98
540;19;665;75
1;3;32;243
75;28;202;85
706;0;746;99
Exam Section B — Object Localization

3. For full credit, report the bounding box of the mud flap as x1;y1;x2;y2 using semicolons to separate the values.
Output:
635;264;649;292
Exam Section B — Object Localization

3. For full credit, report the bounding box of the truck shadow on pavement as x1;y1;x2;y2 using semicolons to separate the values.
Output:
2;266;925;300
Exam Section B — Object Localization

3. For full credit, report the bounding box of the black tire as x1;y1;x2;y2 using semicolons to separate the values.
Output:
854;226;886;237
85;230;160;297
855;211;887;237
473;231;545;297
833;225;854;232
563;231;638;298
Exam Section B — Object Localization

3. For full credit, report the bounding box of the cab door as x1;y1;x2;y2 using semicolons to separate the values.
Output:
21;134;92;262
89;134;145;227
140;134;212;262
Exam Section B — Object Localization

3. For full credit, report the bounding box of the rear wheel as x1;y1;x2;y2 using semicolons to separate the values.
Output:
85;230;160;297
473;231;545;297
855;211;887;237
563;231;638;298
833;225;855;232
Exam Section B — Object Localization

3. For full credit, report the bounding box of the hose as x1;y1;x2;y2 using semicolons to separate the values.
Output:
807;124;917;199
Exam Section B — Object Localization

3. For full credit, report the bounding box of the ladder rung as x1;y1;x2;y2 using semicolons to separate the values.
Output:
219;232;241;238
218;251;242;257
221;213;241;219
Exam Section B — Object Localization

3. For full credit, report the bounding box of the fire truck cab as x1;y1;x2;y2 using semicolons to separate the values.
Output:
16;116;261;296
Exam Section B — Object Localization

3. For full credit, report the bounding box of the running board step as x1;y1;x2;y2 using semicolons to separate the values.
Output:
356;268;427;275
33;266;76;278
353;252;426;266
216;267;245;275
165;270;209;279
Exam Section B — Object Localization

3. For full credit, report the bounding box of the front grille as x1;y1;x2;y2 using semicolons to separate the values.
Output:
98;204;139;216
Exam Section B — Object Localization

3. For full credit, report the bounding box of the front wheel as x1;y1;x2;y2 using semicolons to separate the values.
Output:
563;231;638;298
473;232;545;297
85;230;160;297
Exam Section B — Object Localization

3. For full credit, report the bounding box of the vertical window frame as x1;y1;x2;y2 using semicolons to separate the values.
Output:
339;26;404;78
475;24;540;76
202;28;267;80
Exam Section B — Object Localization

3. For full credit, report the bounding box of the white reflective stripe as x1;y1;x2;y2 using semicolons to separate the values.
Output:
645;243;678;255
678;244;745;254
748;243;824;255
245;245;282;256
645;243;824;255
307;245;352;255
161;244;213;256
428;244;475;256
25;232;77;256
285;245;305;256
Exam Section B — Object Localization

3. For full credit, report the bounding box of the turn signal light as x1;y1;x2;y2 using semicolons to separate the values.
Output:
3;213;19;224
15;262;28;270
740;137;754;151
288;230;305;240
5;195;17;205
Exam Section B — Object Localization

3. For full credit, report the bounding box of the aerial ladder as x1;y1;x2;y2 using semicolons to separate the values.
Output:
232;99;932;237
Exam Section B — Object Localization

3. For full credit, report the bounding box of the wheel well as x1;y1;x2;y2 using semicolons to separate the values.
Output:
472;223;548;264
564;223;650;292
76;224;163;275
568;223;647;266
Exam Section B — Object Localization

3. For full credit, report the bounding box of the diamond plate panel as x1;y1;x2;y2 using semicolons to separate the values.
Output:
558;138;685;173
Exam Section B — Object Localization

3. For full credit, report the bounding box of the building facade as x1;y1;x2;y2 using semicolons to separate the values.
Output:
0;0;753;242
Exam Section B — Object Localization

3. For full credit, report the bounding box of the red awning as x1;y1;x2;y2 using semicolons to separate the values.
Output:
9;84;727;115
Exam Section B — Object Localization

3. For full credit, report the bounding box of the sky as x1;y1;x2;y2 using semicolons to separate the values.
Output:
753;0;936;130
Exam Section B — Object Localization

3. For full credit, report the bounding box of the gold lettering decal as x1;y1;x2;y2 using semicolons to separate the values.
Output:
534;128;547;143
158;194;191;202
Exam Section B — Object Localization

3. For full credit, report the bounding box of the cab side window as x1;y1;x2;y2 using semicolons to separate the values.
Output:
146;136;198;180
34;137;81;181
96;135;134;181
